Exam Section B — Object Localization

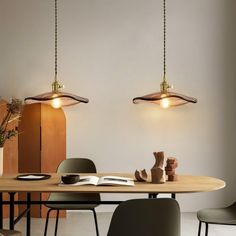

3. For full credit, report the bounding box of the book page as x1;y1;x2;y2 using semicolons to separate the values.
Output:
97;176;134;186
59;176;99;186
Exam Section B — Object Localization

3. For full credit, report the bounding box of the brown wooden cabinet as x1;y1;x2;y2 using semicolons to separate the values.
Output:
18;103;66;217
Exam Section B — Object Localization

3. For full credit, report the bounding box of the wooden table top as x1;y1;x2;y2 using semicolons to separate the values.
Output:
0;173;225;194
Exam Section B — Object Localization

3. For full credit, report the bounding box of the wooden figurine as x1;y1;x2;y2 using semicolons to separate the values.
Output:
135;169;148;182
165;157;178;181
151;152;166;184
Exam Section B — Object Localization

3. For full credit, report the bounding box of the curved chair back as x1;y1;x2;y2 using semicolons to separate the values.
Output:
107;198;180;236
197;201;236;236
48;158;100;205
57;158;97;174
45;158;100;236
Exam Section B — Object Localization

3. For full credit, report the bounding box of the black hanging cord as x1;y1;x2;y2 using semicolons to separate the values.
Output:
55;0;58;80
163;0;166;79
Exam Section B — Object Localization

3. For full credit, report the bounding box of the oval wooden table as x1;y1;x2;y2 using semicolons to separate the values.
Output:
0;173;225;193
0;173;225;236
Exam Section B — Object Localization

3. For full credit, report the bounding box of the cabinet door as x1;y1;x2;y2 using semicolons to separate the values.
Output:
41;104;66;217
18;103;66;217
41;104;66;173
18;104;41;173
18;103;42;217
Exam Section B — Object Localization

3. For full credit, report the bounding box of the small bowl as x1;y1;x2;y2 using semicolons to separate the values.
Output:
61;174;80;184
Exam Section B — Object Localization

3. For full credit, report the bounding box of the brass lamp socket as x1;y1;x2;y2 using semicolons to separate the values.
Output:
52;80;64;93
160;78;171;93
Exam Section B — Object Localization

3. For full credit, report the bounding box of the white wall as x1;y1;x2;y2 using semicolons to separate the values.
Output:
0;0;235;212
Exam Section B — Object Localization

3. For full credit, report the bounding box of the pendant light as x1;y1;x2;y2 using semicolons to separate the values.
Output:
25;0;89;109
133;0;197;108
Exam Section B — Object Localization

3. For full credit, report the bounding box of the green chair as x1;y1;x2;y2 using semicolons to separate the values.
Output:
44;158;100;236
0;229;22;236
107;198;181;236
197;202;236;236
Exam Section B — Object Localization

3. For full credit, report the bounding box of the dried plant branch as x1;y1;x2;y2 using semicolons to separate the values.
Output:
0;99;22;148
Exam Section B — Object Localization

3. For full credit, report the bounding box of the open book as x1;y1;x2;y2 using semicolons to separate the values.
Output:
59;175;134;186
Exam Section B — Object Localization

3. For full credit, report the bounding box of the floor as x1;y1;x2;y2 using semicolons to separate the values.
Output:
4;212;236;236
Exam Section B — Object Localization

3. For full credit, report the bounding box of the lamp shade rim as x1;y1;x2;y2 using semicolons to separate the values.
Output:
24;91;89;106
133;91;197;106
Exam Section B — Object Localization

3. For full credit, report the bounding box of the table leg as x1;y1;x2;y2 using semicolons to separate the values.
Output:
26;193;31;236
148;194;158;198
0;193;2;229
9;192;16;230
149;193;176;199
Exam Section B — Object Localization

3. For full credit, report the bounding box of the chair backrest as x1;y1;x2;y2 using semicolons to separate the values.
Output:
55;158;100;202
230;201;236;209
57;158;97;174
107;198;180;236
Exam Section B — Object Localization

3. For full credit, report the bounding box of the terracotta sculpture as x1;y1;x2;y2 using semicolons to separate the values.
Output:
151;152;166;184
135;169;148;182
165;157;178;181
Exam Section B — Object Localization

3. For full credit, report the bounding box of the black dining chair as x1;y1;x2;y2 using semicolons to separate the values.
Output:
197;201;236;236
0;229;22;235
107;198;181;236
44;158;100;236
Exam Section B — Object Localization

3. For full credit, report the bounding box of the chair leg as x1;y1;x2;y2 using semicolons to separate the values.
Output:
44;208;53;236
198;221;202;236
54;210;60;236
91;209;99;236
205;223;208;236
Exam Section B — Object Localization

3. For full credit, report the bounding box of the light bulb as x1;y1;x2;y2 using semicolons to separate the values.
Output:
160;98;169;109
51;98;61;109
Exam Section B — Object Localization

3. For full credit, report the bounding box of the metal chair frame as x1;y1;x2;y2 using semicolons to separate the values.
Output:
44;208;99;236
43;158;100;236
197;202;236;236
198;221;236;236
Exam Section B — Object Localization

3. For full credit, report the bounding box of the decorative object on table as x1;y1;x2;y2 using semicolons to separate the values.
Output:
24;0;89;109
59;175;134;187
151;152;166;184
0;99;22;176
165;157;178;181
133;0;197;108
135;169;148;182
61;174;80;184
16;174;51;181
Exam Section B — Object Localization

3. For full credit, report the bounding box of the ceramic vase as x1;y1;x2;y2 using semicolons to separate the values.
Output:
0;147;3;176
